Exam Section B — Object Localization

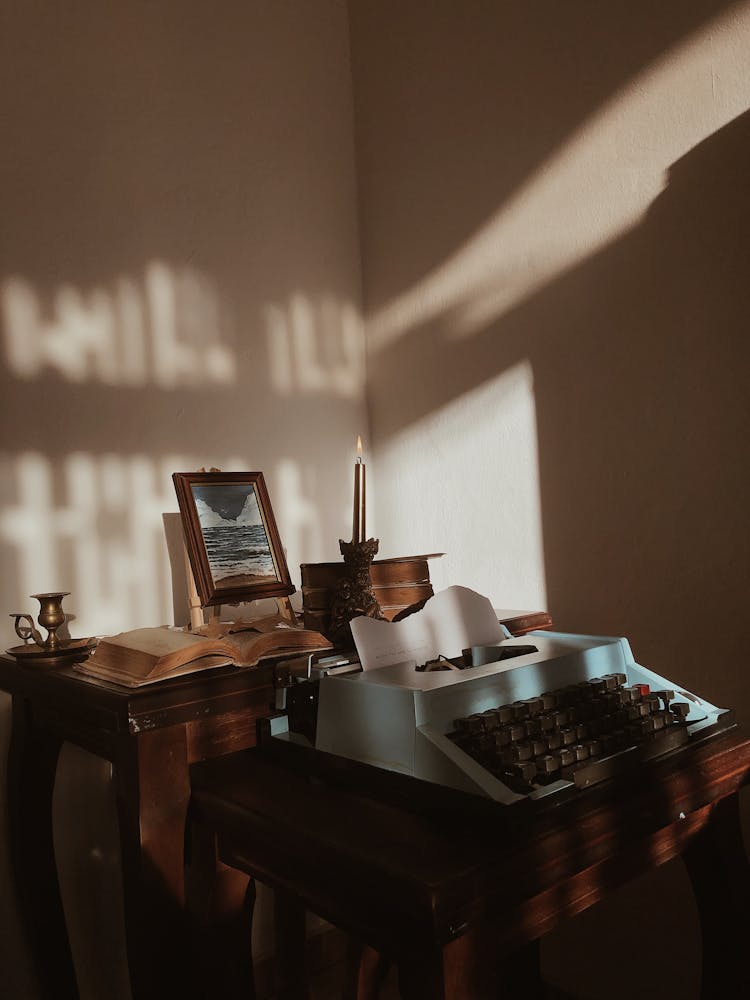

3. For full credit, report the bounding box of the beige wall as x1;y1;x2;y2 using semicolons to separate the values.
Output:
3;1;750;996
350;2;750;996
0;0;366;647
0;3;363;997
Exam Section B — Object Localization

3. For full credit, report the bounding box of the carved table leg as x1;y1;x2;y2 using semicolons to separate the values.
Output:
7;694;78;1000
683;793;750;999
113;725;200;1000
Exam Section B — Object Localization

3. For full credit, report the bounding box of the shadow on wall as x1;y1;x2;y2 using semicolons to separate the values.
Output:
351;0;738;314
354;5;749;714
352;8;749;997
368;107;750;719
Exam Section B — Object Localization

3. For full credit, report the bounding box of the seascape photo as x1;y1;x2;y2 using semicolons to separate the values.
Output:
191;482;277;589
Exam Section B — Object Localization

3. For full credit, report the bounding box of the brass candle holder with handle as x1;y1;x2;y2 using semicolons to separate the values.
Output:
8;592;96;666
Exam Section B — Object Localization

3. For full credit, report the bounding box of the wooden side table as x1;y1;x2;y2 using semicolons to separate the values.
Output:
189;726;750;999
0;654;276;1000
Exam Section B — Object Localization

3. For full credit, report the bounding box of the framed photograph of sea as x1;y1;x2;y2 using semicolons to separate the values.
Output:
173;471;295;608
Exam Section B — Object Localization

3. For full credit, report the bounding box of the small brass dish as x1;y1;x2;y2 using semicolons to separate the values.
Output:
5;636;98;667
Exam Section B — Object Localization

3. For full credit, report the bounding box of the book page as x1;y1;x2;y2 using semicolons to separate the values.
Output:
99;627;206;656
350;585;509;671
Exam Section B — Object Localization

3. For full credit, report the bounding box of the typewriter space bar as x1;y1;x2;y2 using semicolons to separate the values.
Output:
573;727;689;789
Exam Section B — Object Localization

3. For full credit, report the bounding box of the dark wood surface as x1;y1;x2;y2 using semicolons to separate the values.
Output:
190;727;750;999
0;653;276;1000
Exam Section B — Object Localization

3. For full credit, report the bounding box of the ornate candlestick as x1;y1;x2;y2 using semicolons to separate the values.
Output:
327;538;384;650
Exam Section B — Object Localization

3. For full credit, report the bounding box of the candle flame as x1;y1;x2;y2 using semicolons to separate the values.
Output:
356;435;363;459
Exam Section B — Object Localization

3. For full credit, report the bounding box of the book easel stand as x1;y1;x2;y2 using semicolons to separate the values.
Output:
183;544;295;632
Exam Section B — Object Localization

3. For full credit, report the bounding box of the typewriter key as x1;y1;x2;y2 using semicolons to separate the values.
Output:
480;709;501;730
524;718;542;738
539;714;555;733
512;761;537;783
538;754;560;776
671;701;690;720
494;728;512;748
653;689;675;711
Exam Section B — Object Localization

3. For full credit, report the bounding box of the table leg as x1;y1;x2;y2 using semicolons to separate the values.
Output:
683;792;750;998
397;934;491;1000
342;938;391;1000
6;694;78;1000
398;930;546;1000
187;820;257;999
113;725;200;1000
273;888;309;1000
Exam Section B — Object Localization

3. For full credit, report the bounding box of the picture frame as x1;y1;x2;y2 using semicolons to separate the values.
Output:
172;471;295;608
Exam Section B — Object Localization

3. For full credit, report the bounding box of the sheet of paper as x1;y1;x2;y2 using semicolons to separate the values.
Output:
350;585;509;671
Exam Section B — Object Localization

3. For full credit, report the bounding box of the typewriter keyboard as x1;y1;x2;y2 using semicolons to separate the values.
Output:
448;673;692;794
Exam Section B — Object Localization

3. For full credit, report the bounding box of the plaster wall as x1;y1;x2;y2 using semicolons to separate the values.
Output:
0;3;363;997
350;3;750;996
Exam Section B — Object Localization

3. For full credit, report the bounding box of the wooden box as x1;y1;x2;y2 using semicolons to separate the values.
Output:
300;555;435;633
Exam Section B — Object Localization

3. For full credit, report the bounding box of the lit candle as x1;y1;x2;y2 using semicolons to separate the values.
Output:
352;435;366;543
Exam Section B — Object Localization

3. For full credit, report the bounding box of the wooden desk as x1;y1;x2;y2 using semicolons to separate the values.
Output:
190;726;750;999
0;654;275;1000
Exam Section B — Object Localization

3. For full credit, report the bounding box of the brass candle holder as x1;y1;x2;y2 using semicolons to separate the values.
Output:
13;592;70;650
7;592;96;666
327;538;384;650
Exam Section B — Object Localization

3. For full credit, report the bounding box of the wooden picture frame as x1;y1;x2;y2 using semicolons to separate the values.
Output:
172;471;295;608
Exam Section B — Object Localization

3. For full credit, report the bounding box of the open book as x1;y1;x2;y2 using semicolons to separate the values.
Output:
75;620;333;688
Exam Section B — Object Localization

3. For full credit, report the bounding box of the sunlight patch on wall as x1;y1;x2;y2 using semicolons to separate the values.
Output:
265;293;365;397
2;261;236;386
0;451;336;647
367;5;750;349
374;360;546;611
0;451;245;645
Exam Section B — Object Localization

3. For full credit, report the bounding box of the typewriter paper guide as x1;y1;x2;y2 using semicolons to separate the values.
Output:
350;585;510;671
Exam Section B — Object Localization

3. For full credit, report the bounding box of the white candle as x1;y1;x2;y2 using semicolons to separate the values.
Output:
352;435;366;543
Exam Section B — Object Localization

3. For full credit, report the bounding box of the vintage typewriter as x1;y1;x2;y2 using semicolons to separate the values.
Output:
302;632;734;807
